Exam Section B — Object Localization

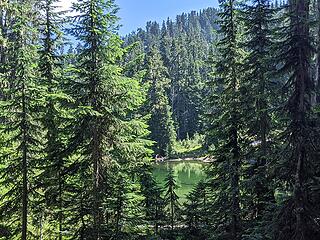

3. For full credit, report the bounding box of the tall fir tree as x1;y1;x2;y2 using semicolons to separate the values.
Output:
0;1;43;239
36;0;71;238
274;0;320;239
67;0;152;238
67;0;123;237
240;0;277;237
206;0;243;239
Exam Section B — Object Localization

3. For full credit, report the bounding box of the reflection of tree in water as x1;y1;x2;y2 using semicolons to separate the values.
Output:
167;162;205;177
153;161;206;202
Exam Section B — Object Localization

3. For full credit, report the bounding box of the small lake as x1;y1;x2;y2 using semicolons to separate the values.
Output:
152;160;206;202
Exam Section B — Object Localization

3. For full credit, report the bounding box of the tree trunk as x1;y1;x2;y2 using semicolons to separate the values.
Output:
89;2;103;238
291;0;310;238
155;203;159;234
58;169;63;240
22;76;28;240
230;124;241;240
316;0;320;104
92;132;102;240
0;1;8;99
229;1;241;238
171;192;174;231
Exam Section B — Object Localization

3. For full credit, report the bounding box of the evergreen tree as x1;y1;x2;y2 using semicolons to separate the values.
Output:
67;0;152;238
206;0;243;239
145;45;176;157
273;0;320;239
109;171;145;239
0;1;43;239
164;167;180;231
36;0;71;238
160;21;172;68
183;180;208;238
169;34;190;140
240;0;276;237
67;0;123;237
139;164;165;235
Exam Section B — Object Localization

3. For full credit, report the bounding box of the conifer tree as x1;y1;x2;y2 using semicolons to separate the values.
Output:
0;1;42;239
145;45;176;157
241;0;276;235
183;180;208;238
139;164;165;235
160;21;172;68
108;171;145;239
169;35;190;140
67;0;152;238
164;167;180;231
36;0;70;238
67;0;123;237
206;0;243;239
274;0;320;239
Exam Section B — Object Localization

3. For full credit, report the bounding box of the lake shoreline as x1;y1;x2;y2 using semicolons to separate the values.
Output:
155;156;213;163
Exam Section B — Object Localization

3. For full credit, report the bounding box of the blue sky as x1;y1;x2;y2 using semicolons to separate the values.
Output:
116;0;219;35
58;0;219;35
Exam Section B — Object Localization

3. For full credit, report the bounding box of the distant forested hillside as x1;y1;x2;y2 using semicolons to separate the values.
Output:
123;8;219;142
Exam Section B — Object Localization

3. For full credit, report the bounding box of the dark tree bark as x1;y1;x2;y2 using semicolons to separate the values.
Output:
22;71;28;240
315;0;320;104
290;0;312;239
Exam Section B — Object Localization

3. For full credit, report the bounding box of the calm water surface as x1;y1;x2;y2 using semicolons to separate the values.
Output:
152;161;206;202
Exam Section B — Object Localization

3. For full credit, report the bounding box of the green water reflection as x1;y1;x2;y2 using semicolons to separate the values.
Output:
152;161;206;202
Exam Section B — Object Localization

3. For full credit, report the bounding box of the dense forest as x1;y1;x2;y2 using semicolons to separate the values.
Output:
1;0;320;239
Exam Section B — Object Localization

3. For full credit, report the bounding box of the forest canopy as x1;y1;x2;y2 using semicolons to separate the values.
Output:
1;0;320;239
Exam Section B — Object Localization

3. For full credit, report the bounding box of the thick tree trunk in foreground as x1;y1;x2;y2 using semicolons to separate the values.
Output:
291;0;311;238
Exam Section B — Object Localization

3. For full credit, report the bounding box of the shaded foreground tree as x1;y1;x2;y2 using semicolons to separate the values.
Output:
139;164;165;235
273;0;320;239
183;180;208;238
205;0;243;239
240;0;277;237
36;0;71;239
